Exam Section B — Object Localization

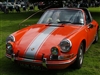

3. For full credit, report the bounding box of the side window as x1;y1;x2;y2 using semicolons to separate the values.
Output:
72;11;84;25
83;9;92;24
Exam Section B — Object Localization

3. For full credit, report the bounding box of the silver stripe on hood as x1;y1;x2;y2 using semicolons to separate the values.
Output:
25;27;58;59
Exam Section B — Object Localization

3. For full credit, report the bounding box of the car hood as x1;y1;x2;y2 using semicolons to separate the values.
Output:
13;24;82;59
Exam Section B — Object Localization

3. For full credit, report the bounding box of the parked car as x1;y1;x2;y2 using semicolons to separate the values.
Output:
7;2;14;8
38;1;45;10
0;2;14;13
6;8;99;70
38;1;63;10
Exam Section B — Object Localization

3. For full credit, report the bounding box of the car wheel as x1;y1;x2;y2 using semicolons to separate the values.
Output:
73;42;84;69
93;31;99;43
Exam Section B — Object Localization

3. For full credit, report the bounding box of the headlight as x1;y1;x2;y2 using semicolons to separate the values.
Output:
60;39;72;52
6;35;15;43
51;47;59;56
6;43;13;55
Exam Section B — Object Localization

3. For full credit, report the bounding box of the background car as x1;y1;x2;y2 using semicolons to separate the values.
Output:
6;8;99;70
38;1;63;10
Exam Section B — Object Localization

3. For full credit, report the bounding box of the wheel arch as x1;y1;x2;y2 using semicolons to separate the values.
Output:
81;39;86;54
72;39;86;69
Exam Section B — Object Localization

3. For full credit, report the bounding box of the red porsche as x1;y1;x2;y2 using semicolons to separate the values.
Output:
6;8;99;70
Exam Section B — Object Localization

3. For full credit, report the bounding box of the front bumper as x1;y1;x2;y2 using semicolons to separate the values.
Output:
6;54;76;69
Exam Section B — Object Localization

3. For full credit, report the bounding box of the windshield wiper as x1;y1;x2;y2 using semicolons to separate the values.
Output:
58;21;83;25
71;22;83;25
58;21;71;24
58;21;71;23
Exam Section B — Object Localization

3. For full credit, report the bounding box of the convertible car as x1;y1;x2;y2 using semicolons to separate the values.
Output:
6;8;99;70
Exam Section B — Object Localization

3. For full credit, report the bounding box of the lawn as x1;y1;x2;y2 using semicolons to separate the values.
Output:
0;7;100;75
88;7;100;12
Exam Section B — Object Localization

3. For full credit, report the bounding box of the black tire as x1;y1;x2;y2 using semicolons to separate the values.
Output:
73;42;84;69
93;31;99;43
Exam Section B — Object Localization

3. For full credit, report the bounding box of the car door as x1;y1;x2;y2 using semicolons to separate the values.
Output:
84;9;97;47
86;21;97;47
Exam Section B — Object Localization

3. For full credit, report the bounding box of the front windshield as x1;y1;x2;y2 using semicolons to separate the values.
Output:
37;9;84;25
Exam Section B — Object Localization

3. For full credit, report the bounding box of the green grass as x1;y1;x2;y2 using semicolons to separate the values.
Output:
0;7;100;75
88;7;100;12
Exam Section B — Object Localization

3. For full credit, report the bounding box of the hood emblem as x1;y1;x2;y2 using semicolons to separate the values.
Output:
31;48;34;51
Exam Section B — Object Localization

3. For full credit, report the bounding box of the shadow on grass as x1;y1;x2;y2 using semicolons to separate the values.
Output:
0;56;78;75
91;12;100;23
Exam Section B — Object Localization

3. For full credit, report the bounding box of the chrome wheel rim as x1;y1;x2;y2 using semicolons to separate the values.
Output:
79;45;83;65
95;33;98;41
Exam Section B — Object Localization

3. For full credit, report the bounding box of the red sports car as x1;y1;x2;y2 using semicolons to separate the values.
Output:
6;8;99;70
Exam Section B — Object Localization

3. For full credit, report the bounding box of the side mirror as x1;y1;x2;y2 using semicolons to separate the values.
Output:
88;24;93;29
